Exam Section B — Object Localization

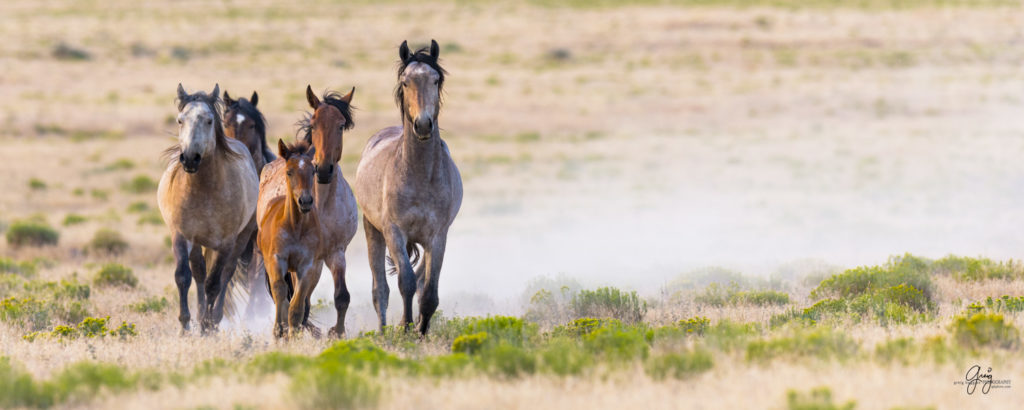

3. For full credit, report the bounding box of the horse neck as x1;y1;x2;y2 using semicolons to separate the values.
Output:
314;175;338;211
397;115;442;181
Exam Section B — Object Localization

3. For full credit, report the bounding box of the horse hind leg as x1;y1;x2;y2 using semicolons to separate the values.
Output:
289;262;319;338
173;234;193;333
364;217;388;331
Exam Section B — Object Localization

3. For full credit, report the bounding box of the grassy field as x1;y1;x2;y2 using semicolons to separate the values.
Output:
3;0;1024;408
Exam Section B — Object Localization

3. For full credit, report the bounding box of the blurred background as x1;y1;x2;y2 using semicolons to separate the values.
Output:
2;0;1024;330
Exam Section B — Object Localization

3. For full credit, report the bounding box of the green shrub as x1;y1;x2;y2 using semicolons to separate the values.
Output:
773;284;932;327
246;352;312;376
695;282;790;306
522;275;581;325
0;258;38;277
126;201;149;213
570;287;647;324
473;344;537;378
459;316;538;348
93;264;137;288
551;317;623;338
539;337;592;376
677;316;711;335
746;327;858;363
812;253;934;302
645;349;713;380
0;297;52;331
27;178;46;190
136;211;164;226
62;214;87;226
965;295;1024;314
86;229;129;256
950;312;1020;350
932;255;1021;281
5;220;59;247
0;357;52;408
452;332;489;354
104;158;134;171
291;364;381;409
786;387;856;410
703;320;761;351
128;296;170;313
121;175;158;194
24;317;137;341
582;325;650;362
872;336;962;365
90;189;108;201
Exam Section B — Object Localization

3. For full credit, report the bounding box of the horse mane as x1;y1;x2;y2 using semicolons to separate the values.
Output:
394;46;447;110
281;139;313;159
295;90;356;143
163;90;245;165
228;97;273;162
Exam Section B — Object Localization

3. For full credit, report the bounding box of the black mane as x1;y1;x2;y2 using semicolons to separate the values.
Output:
297;91;355;143
394;46;447;110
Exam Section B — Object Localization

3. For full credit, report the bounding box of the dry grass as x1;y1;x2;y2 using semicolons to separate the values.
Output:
3;0;1024;408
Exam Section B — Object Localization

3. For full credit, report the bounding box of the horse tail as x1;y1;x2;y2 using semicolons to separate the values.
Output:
385;243;422;277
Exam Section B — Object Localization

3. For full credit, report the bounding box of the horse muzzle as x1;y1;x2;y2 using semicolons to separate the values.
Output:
298;195;314;213
179;152;202;173
414;116;433;139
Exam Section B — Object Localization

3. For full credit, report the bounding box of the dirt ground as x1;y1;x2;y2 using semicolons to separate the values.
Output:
2;0;1024;408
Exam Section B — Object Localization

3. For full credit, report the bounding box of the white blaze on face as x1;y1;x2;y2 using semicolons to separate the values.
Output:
236;113;245;125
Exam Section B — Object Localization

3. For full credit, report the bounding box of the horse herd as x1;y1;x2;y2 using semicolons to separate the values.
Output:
156;40;462;338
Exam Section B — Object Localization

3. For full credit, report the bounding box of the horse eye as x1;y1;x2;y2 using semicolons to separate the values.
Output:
434;80;439;85
206;119;212;125
176;118;182;125
287;170;293;176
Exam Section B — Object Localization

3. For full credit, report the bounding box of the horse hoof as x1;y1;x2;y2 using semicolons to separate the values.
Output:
328;326;345;339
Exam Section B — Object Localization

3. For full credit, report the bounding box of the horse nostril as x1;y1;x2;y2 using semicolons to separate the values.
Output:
179;153;185;163
193;153;201;162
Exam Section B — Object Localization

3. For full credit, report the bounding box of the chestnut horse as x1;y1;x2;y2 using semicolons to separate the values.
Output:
158;83;259;333
257;139;320;338
256;86;358;337
354;40;462;334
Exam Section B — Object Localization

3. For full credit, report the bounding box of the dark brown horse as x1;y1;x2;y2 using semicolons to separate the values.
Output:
223;90;276;319
223;90;275;176
354;40;463;334
158;84;259;333
257;139;320;338
257;86;358;337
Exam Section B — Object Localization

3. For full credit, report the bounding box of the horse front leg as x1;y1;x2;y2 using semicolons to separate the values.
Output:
326;252;350;338
267;257;289;339
189;245;207;320
417;234;447;335
363;217;388;331
172;234;193;333
290;261;319;338
384;228;416;331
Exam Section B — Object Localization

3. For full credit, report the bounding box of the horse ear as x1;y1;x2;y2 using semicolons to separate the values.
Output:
211;84;220;101
430;39;439;59
223;90;235;106
176;83;188;102
306;85;320;109
250;91;259;107
277;139;289;159
340;87;355;104
306;145;316;158
399;40;410;62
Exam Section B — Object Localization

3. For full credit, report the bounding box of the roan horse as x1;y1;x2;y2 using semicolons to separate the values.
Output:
256;86;358;337
158;84;259;333
354;40;463;334
256;139;320;338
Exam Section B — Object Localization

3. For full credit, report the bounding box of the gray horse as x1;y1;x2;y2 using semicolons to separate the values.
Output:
354;40;462;334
